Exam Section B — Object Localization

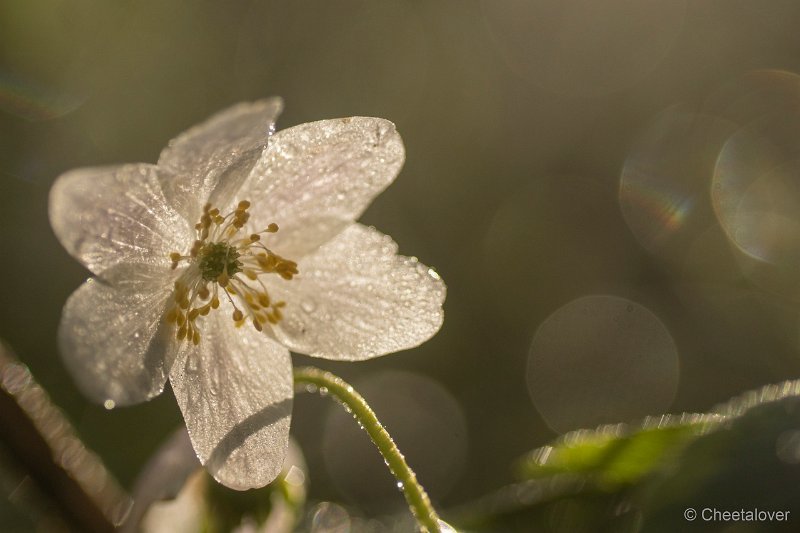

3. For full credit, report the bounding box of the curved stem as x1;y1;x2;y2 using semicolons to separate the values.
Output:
293;366;442;533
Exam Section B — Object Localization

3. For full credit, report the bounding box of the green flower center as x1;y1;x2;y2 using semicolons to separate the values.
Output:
198;242;242;281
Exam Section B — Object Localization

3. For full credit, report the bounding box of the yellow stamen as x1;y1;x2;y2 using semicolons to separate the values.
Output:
166;200;297;343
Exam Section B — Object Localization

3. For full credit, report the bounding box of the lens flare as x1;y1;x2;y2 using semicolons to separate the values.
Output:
0;71;84;121
620;106;735;259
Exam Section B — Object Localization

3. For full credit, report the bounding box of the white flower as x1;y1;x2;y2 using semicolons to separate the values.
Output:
49;99;446;490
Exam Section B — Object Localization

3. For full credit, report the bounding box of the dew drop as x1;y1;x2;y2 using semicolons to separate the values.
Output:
427;268;441;280
305;384;318;394
396;481;404;490
301;299;317;313
103;399;115;410
319;386;329;396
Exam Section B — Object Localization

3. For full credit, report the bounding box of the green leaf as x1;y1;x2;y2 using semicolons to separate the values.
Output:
450;380;800;532
518;418;713;488
518;380;800;489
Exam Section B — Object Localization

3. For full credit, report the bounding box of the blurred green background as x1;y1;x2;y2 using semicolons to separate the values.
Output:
3;0;800;523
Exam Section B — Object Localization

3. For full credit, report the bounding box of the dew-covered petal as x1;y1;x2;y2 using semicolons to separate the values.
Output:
268;224;446;360
58;264;177;406
49;164;190;277
169;312;293;490
240;117;405;258
158;98;284;223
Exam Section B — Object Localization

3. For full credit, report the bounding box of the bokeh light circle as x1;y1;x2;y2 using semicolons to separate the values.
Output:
527;295;679;433
480;0;686;97
322;371;467;513
713;127;800;268
706;71;800;300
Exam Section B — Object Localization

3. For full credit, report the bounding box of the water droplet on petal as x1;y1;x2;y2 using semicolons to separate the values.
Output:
319;386;329;396
301;299;317;313
103;399;115;410
396;481;404;490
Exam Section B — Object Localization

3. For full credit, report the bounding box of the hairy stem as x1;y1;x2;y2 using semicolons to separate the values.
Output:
293;366;442;533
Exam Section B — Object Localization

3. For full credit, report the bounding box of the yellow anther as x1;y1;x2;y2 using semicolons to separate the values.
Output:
166;307;179;324
258;293;270;307
244;269;258;280
176;312;186;326
177;326;187;340
192;331;201;345
232;309;243;322
211;297;220;309
188;309;200;321
217;272;229;287
209;208;219;216
252;318;263;332
170;252;181;262
250;234;260;242
266;223;279;233
238;200;251;210
197;286;210;300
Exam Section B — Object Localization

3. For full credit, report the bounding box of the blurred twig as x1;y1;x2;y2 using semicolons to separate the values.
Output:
0;340;131;532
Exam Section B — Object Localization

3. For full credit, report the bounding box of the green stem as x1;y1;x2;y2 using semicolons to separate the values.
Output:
293;366;442;533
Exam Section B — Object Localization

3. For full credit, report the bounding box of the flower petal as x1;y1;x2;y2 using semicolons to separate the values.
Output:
240;117;405;258
268;224;446;360
169;311;293;490
158;98;284;223
58;264;176;405
49;164;190;276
